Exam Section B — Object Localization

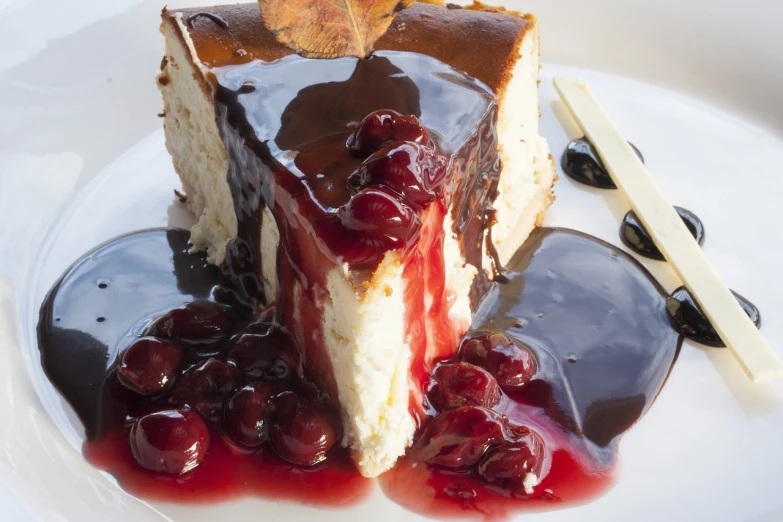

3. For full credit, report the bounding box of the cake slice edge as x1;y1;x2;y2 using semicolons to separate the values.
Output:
157;3;555;477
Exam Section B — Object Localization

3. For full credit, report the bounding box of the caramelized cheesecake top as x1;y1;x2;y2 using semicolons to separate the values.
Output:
164;2;534;95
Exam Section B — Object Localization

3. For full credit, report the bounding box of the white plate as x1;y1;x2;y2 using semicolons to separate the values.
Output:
1;1;782;521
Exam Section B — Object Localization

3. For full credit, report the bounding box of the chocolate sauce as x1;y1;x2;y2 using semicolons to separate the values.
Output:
562;137;643;189
38;229;222;436
474;228;681;451
666;286;761;347
564;138;763;347
621;207;705;260
382;228;682;518
213;51;501;402
186;12;228;29
38;40;690;516
38;228;371;504
38;218;688;520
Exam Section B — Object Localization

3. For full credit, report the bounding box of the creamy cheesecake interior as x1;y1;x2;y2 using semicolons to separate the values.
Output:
158;1;555;477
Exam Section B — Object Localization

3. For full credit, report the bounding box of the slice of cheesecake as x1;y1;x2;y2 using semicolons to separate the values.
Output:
158;1;555;477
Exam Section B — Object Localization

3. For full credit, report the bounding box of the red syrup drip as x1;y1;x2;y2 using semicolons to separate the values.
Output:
84;427;370;507
404;202;467;423
382;451;612;520
381;395;615;519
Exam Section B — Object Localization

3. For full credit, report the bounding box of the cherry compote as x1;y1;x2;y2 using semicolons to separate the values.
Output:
118;337;183;395
428;362;501;410
380;228;683;520
226;325;299;383
222;383;282;449
333;110;450;266
346;109;431;158
347;142;447;208
267;392;343;467
459;332;537;392
170;358;239;424
144;301;235;352
129;409;210;475
38;228;353;490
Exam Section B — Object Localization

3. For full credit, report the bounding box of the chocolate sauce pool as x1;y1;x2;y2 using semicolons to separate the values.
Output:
381;228;683;519
474;228;681;454
38;229;222;436
39;227;681;455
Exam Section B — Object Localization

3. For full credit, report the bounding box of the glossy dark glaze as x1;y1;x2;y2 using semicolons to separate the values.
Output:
213;51;500;404
39;227;683;516
381;228;682;518
214;51;498;292
562;137;643;189
483;228;681;450
621;207;705;261
39;229;221;436
38;229;370;504
667;286;761;347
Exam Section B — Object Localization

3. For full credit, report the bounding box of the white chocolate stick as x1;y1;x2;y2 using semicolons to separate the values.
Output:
554;77;783;383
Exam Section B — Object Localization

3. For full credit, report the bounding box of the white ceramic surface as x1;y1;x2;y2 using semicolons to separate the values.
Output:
1;0;782;521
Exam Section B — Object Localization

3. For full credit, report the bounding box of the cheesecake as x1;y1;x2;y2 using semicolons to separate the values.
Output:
157;1;555;477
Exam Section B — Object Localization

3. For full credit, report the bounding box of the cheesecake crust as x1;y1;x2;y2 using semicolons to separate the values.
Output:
162;2;532;95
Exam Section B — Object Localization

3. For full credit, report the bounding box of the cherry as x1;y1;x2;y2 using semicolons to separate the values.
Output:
475;432;548;495
144;301;233;348
460;333;537;392
429;362;501;410
169;358;239;424
222;383;282;448
129;409;209;475
410;406;506;471
337;187;420;264
117;337;183;395
226;326;299;383
348;142;447;208
347;109;430;158
339;187;418;238
336;187;421;265
266;392;342;467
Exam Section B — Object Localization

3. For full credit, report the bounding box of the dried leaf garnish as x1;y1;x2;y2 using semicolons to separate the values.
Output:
258;0;415;59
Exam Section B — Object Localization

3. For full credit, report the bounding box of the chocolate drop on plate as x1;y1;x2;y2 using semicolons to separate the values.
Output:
666;286;761;347
561;137;643;189
621;207;705;261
